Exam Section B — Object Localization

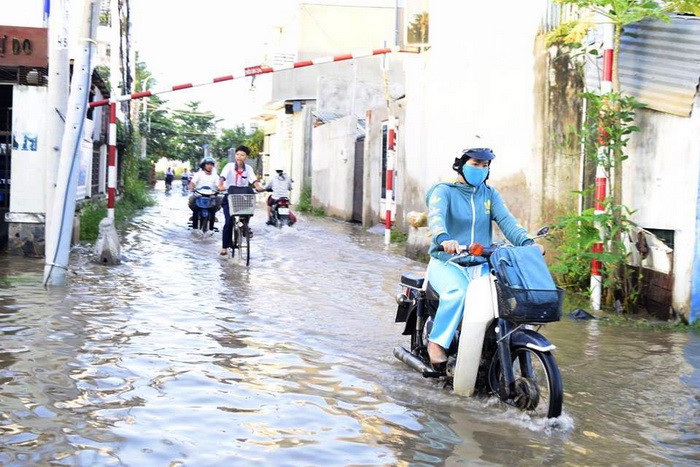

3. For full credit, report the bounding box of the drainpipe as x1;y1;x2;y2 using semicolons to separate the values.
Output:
43;0;100;287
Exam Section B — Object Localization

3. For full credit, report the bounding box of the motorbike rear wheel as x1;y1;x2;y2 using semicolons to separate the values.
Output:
489;346;563;419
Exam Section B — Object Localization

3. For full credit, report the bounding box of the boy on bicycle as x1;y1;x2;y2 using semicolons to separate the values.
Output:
217;145;263;255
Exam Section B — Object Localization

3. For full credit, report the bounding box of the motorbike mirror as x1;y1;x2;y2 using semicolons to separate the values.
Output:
468;242;484;256
536;226;550;237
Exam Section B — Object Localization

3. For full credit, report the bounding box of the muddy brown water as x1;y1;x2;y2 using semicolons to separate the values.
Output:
0;188;698;465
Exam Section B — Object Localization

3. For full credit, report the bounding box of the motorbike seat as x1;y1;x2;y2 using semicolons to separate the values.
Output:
400;272;425;289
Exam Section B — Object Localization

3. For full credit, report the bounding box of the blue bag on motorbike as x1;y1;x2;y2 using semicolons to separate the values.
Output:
490;245;563;322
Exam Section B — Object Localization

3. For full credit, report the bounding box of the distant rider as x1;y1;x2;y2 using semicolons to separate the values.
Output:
188;157;221;230
164;167;174;191
217;145;263;255
257;168;297;226
180;169;192;192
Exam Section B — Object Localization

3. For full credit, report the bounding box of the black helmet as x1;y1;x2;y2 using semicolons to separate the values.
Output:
199;156;215;169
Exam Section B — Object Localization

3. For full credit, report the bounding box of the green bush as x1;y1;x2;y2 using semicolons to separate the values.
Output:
296;185;325;217
79;179;155;242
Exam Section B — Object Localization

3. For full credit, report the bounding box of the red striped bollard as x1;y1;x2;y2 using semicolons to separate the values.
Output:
108;102;117;220
590;22;614;310
384;116;396;244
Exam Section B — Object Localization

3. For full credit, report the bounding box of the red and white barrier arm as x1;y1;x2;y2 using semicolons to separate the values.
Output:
89;46;407;108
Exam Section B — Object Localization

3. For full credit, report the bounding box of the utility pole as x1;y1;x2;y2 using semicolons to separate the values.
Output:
44;0;70;256
43;0;101;286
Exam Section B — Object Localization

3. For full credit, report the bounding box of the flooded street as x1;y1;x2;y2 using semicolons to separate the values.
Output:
1;187;698;466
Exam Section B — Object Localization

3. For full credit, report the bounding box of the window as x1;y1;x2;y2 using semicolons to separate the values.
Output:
405;0;429;46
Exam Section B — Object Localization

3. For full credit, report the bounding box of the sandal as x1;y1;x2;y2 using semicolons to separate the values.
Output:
220;248;228;256
427;341;447;365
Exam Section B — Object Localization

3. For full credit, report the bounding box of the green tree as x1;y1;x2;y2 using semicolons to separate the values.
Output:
170;101;218;166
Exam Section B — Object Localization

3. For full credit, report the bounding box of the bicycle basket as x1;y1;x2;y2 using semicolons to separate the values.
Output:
494;280;564;323
228;194;255;215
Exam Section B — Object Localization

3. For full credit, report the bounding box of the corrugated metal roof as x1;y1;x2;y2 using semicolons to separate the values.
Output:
586;15;700;117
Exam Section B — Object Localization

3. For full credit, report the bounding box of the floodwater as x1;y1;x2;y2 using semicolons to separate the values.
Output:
0;185;698;466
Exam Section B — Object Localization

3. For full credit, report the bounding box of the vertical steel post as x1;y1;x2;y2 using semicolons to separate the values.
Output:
384;116;396;245
590;22;614;310
43;0;98;286
107;102;117;220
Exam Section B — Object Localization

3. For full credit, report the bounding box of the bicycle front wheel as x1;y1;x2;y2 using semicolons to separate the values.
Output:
489;346;563;419
240;219;250;266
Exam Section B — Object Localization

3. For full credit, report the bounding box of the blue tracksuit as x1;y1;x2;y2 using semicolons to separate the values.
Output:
425;182;533;349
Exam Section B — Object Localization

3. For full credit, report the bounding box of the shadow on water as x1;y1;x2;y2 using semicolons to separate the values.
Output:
0;186;698;465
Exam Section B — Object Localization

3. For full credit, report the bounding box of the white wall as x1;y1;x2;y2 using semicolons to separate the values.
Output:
0;0;46;27
311;116;357;219
626;95;700;314
403;1;549;207
10;85;48;213
270;2;405;104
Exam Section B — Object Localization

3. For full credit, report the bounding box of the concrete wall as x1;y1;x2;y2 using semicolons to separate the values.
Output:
10;85;48;214
311;115;357;219
625;94;700;318
269;2;405;104
401;1;552;230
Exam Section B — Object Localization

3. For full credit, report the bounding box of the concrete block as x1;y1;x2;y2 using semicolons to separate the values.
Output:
93;217;121;265
406;226;431;263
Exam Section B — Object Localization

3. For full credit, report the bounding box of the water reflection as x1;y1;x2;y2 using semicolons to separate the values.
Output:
0;188;697;465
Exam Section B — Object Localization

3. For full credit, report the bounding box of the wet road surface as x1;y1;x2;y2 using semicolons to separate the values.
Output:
0;187;698;465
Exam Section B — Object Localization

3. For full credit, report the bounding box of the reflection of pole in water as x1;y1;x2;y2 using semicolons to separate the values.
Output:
583;320;601;359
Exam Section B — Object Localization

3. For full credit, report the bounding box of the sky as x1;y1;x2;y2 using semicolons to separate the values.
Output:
129;0;296;127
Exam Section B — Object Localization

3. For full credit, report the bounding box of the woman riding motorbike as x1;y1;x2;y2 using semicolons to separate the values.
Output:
425;137;540;365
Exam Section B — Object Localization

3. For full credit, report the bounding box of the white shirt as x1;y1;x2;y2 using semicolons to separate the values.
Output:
264;173;292;199
191;169;219;189
219;162;257;188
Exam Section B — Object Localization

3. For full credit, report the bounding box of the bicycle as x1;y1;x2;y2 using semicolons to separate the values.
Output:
227;190;256;266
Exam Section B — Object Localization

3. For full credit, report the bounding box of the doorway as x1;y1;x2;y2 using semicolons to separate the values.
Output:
352;137;364;222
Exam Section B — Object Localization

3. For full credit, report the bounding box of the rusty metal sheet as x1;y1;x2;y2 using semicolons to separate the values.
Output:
586;15;700;117
0;26;48;68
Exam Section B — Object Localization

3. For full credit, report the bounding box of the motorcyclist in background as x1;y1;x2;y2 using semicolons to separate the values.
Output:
188;156;221;230
257;168;297;226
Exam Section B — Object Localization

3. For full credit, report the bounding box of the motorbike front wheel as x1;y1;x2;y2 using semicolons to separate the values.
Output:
489;346;563;419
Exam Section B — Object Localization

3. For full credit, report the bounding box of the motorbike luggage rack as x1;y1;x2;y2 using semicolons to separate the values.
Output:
400;272;425;290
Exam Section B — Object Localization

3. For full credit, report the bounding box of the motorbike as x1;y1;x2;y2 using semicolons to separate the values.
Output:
270;197;292;228
190;186;219;234
393;227;564;419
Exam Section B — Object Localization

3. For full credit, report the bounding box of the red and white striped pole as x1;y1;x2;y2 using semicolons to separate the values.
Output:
89;47;405;109
107;102;117;220
590;22;614;311
384;116;397;245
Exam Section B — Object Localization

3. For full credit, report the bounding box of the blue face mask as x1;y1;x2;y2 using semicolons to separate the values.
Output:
461;164;489;186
